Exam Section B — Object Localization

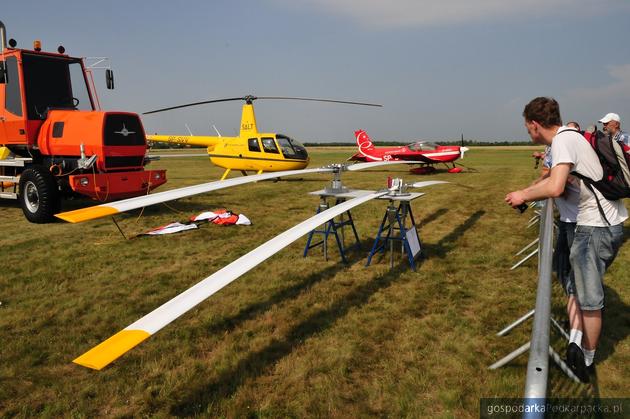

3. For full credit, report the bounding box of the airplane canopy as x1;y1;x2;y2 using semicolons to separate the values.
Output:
408;141;439;151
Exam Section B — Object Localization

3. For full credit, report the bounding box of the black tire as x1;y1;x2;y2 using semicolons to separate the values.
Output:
18;165;61;223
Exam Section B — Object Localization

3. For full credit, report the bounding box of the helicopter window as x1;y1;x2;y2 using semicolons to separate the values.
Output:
276;135;308;160
248;138;261;152
261;137;279;154
276;137;295;156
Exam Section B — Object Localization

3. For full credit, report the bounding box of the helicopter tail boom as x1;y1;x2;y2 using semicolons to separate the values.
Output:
147;134;222;148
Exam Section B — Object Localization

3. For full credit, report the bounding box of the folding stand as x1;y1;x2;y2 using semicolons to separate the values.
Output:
366;192;424;271
303;189;369;263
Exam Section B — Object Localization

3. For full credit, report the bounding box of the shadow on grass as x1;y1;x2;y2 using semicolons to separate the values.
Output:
596;285;630;364
203;258;351;336
0;200;21;210
549;225;630;367
418;207;449;226
202;234;389;337
422;210;485;258
170;262;413;417
260;177;329;183
169;209;483;416
547;358;602;410
621;225;630;246
506;286;627;404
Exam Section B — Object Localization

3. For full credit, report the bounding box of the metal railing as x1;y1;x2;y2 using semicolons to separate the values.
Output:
522;198;554;417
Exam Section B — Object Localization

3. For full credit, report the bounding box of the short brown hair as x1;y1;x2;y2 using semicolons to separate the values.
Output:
523;97;563;128
567;121;580;130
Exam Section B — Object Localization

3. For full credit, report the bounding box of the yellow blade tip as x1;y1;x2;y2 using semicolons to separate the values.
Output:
73;329;150;370
55;205;119;223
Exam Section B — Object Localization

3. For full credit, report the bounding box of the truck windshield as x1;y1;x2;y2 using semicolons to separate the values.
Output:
21;53;93;120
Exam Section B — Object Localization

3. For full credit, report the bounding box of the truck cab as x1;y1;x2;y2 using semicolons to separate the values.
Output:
0;23;167;223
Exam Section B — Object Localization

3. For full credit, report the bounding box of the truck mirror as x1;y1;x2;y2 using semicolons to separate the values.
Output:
0;61;6;84
105;68;114;90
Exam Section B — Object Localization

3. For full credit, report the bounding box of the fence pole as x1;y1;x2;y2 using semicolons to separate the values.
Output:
522;198;554;417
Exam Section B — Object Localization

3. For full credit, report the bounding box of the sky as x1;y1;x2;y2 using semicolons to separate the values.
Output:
3;0;630;142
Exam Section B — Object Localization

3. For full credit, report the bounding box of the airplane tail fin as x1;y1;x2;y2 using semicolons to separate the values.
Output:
355;130;375;152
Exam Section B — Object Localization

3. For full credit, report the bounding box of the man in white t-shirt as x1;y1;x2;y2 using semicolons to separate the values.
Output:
532;129;582;361
506;97;627;382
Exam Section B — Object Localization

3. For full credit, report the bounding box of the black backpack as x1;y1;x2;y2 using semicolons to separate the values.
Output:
577;129;630;200
568;129;630;224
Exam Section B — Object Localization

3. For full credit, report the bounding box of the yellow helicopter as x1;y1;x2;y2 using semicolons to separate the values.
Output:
144;95;381;180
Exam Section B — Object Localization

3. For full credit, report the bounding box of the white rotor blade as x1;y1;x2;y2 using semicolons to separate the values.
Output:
56;161;425;223
55;167;333;223
347;160;427;171
410;180;450;189
73;190;389;370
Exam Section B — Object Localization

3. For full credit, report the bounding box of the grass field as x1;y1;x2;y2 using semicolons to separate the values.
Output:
0;147;628;417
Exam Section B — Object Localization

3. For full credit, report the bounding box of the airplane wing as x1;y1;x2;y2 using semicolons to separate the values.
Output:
55;161;428;223
72;190;390;370
347;152;368;162
388;153;435;164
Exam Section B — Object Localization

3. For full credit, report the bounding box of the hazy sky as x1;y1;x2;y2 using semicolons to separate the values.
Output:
4;1;630;142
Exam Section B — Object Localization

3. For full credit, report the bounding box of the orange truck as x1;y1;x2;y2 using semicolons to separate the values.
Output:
0;21;166;223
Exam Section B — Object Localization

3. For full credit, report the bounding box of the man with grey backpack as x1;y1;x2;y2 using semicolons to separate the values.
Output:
505;97;628;382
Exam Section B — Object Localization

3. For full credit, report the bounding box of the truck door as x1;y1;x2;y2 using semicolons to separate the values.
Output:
0;55;27;145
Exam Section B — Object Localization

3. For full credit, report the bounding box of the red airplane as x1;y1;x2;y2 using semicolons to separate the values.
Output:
348;130;470;174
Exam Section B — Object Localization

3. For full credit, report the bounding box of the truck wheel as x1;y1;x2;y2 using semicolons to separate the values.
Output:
18;165;61;223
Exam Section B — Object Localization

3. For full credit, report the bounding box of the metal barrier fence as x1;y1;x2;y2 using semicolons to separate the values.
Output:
489;199;581;418
522;198;554;417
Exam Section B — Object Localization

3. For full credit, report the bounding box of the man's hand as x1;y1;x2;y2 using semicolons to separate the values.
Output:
532;151;545;169
505;190;526;208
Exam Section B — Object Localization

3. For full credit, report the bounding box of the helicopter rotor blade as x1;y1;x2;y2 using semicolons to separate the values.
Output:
72;190;389;370
55;161;424;224
55;167;334;223
143;95;382;115
143;97;246;115
255;96;382;107
409;180;450;189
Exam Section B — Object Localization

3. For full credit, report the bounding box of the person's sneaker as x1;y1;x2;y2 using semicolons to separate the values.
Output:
566;342;589;383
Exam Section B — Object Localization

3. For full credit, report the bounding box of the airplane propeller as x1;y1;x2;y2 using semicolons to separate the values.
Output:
144;95;382;115
460;134;469;159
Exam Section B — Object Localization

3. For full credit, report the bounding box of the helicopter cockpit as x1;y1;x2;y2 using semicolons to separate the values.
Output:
276;134;308;161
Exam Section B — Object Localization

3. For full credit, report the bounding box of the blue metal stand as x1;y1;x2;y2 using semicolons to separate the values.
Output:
303;196;361;263
366;200;421;271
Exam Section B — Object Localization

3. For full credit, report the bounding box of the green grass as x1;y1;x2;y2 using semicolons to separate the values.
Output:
0;147;628;417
